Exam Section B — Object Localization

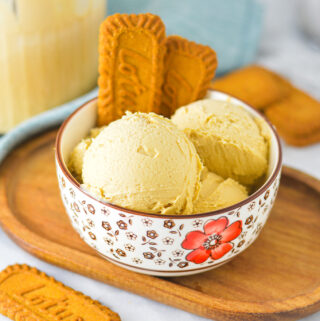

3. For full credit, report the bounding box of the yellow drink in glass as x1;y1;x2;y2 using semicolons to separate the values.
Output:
0;0;106;131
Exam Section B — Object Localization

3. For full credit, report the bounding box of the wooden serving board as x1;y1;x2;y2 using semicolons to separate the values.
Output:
0;129;320;321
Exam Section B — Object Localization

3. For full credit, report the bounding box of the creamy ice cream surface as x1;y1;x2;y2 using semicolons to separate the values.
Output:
171;99;269;186
68;99;268;214
68;138;92;182
194;167;248;213
68;127;105;182
81;112;203;215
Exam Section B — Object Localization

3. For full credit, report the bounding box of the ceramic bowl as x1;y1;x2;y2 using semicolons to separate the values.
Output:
55;90;282;277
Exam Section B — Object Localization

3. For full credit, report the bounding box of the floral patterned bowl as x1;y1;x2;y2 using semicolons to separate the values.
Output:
55;90;282;277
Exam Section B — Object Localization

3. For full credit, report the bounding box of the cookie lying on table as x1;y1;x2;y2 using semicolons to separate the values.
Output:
0;264;121;321
211;65;292;110
266;88;320;146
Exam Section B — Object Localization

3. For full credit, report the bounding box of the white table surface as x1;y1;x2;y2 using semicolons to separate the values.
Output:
1;0;320;320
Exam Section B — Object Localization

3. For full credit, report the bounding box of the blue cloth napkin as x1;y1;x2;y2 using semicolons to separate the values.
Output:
107;0;263;75
0;88;98;164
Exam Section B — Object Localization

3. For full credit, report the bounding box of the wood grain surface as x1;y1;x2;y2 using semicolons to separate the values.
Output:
0;129;320;321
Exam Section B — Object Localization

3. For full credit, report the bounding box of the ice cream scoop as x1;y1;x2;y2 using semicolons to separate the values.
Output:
68;127;105;182
194;167;248;213
171;99;269;186
82;112;203;215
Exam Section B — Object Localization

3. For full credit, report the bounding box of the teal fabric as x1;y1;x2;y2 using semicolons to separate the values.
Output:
107;0;263;75
0;89;98;164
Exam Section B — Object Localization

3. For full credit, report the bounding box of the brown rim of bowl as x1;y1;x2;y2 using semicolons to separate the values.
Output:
55;91;283;220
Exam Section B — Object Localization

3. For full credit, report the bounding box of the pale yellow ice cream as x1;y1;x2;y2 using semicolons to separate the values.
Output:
68;138;92;182
68;127;105;182
69;100;264;215
194;168;248;213
81;112;203;215
197;168;224;198
171;99;269;186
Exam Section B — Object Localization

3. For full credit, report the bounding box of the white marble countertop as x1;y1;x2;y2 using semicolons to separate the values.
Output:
1;0;320;320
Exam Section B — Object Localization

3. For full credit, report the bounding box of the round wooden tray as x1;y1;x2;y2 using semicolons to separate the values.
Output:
0;129;320;321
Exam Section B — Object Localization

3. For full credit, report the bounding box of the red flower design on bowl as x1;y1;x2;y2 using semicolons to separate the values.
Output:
182;217;242;264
